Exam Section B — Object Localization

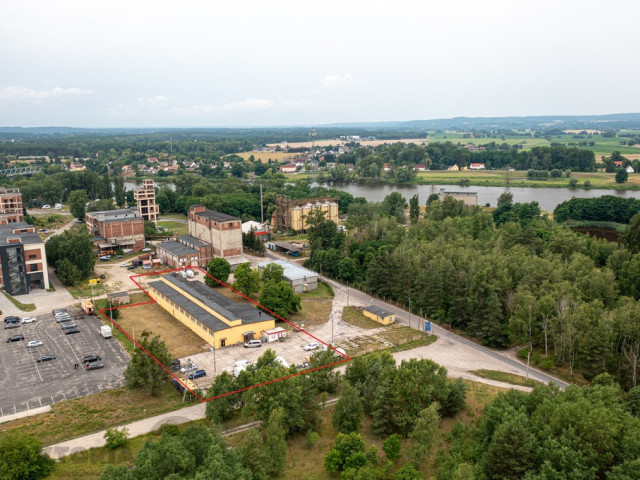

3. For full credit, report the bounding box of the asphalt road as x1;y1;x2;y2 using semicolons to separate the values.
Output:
0;308;130;417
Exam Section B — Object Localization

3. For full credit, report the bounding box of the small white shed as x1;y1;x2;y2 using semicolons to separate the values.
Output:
262;327;287;343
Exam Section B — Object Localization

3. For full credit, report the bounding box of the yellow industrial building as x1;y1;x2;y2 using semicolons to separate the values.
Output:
147;274;275;348
362;305;396;325
272;196;339;232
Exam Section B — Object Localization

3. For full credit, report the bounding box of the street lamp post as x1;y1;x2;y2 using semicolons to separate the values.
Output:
408;298;411;328
331;313;334;344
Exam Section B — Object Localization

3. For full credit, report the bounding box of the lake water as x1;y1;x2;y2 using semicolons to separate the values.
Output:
319;183;640;211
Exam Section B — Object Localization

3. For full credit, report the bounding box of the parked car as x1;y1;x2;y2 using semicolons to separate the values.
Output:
36;354;56;363
27;340;43;348
303;342;320;351
52;309;67;315
127;265;137;270
86;362;104;370
99;274;106;279
4;316;20;323
188;369;206;380
180;363;197;373
6;334;24;342
83;355;101;363
99;255;111;261
55;316;72;323
4;321;20;329
120;262;130;267
170;359;181;372
21;317;37;324
142;248;151;252
64;328;80;335
60;322;78;330
42;204;51;209
244;339;262;348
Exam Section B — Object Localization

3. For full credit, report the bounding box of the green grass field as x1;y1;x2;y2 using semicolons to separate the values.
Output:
426;132;640;156
415;169;640;190
157;220;189;235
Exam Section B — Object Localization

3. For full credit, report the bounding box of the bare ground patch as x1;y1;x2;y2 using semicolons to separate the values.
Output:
115;302;207;359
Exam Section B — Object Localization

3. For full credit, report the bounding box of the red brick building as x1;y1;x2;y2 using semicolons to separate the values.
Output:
86;208;145;253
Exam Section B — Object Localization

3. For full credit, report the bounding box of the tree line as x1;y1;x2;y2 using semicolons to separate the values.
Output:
305;194;640;388
554;195;640;224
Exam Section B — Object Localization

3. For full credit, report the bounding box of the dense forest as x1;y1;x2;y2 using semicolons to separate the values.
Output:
554;196;640;224
305;194;640;388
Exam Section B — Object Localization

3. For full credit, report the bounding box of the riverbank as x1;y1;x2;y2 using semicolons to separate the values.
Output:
414;170;640;190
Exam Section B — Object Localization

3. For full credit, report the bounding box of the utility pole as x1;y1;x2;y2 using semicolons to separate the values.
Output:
260;183;264;223
408;298;411;328
330;313;334;344
347;286;350;307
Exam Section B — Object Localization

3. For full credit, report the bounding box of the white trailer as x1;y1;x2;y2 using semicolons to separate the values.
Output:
100;325;112;338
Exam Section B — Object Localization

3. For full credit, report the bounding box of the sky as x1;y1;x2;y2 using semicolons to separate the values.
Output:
1;0;639;128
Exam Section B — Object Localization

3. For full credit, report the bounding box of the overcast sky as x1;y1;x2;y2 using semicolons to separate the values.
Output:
1;0;638;128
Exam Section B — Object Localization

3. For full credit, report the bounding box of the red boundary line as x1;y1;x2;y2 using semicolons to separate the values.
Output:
98;264;351;402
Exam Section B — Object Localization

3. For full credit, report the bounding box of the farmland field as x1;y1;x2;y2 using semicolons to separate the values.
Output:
264;133;640;157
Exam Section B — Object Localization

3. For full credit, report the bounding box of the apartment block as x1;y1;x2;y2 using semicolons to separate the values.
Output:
0;223;49;295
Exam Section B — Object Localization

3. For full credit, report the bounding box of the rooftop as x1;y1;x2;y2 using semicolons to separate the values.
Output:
258;259;317;282
157;241;198;257
149;275;273;332
88;208;141;222
363;305;395;319
178;235;211;249
192;207;239;223
0;223;43;246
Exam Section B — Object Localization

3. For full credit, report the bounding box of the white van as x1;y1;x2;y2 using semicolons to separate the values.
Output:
244;339;262;348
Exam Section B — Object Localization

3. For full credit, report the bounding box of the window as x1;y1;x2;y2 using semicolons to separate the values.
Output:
29;254;37;259
30;264;38;272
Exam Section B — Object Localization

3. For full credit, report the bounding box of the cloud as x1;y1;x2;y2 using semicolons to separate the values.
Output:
320;73;354;87
0;86;94;102
300;73;355;95
137;95;168;107
192;98;275;113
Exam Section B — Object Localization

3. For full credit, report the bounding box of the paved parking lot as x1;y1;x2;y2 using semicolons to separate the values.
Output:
175;330;336;392
0;307;130;417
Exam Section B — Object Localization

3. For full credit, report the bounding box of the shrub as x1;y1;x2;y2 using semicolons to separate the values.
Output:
517;347;530;360
104;427;129;450
305;431;319;449
538;357;555;370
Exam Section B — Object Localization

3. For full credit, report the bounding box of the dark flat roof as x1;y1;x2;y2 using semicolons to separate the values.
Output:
157;241;197;257
363;305;395;319
0;223;43;246
178;235;211;249
193;208;239;223
149;275;273;332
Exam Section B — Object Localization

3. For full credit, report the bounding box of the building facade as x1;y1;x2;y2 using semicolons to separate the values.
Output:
0;188;24;224
0;223;49;295
156;241;200;269
271;196;339;232
188;205;243;258
133;179;159;223
86;208;145;253
362;305;396;325
440;191;478;206
147;274;275;348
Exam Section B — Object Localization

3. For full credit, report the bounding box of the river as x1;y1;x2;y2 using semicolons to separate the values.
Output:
319;183;640;211
125;179;640;212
